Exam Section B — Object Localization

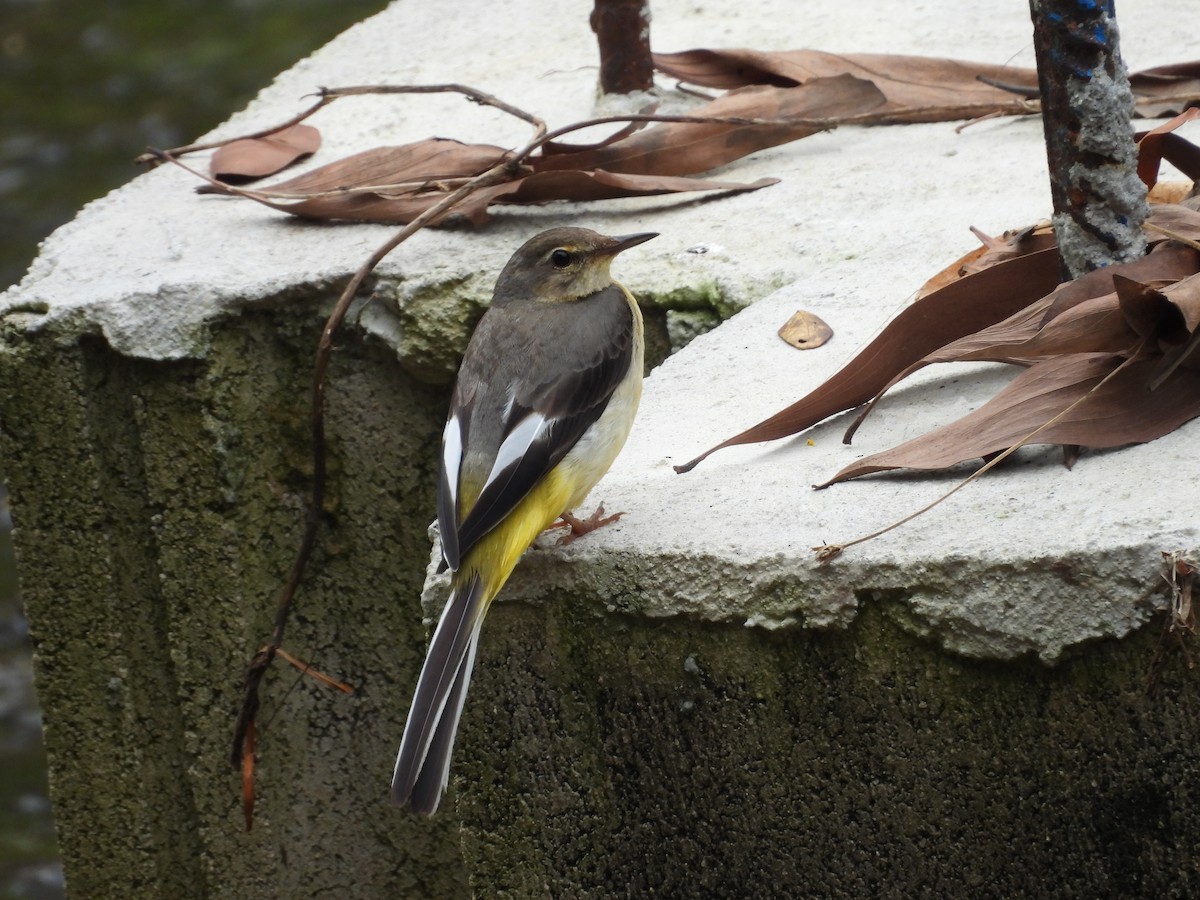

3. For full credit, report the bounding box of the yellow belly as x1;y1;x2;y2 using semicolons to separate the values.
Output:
459;465;578;600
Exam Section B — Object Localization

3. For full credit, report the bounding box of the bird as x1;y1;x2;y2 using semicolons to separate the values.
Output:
391;226;657;814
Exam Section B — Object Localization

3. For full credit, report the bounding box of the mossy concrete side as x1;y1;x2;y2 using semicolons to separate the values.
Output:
452;597;1200;897
370;272;710;387
0;301;467;898
3;289;1199;896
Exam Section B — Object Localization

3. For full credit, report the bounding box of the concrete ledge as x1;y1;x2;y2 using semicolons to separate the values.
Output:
3;0;1200;896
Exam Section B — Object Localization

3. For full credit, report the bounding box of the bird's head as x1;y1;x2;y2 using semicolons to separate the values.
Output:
493;227;657;305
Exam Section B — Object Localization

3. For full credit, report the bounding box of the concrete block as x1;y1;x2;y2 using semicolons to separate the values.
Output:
3;0;1199;896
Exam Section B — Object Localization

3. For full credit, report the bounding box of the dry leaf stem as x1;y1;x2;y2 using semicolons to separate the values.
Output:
814;342;1148;562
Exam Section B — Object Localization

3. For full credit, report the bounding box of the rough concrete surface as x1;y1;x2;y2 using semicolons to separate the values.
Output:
3;0;1200;897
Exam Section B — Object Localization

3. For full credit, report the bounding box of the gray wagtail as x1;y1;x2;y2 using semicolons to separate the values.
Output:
391;226;657;814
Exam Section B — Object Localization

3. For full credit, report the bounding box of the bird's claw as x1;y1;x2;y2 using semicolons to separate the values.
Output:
551;504;624;546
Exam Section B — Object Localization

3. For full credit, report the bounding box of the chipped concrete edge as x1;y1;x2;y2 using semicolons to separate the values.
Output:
420;525;1185;663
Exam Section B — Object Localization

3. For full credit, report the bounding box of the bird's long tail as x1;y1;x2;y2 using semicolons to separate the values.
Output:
391;572;488;814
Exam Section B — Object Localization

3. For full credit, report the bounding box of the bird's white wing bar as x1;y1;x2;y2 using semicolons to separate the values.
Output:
452;409;555;547
480;410;550;500
437;413;466;571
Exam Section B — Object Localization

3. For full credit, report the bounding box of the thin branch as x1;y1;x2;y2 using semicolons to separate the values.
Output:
138;83;541;167
1144;221;1200;253
317;83;545;130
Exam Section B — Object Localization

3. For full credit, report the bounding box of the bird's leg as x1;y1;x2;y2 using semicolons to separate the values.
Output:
550;504;624;546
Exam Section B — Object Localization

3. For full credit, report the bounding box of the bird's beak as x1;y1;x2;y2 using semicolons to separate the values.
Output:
606;232;659;255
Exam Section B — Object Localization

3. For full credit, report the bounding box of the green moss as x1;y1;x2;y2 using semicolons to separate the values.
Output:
638;280;736;317
449;596;1200;897
665;308;721;351
0;301;469;897
391;275;490;385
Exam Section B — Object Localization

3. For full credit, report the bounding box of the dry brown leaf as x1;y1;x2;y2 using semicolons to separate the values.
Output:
680;188;1200;475
199;78;868;224
1041;238;1200;322
257;139;515;197
1161;271;1200;332
916;225;1056;298
221;189;475;227
778;310;833;349
674;245;1063;472
655;49;1200;122
817;353;1200;486
1128;61;1200;117
534;74;886;177
1148;182;1196;205
844;241;1200;442
655;49;1039;122
540;115;653;155
210;124;321;182
234;165;776;226
1136;108;1200;188
923;292;1136;364
1113;275;1190;345
480;167;776;204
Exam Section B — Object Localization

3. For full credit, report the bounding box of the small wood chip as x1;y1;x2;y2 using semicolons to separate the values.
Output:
778;310;833;349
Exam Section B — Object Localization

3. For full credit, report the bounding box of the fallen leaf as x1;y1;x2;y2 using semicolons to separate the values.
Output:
1136;107;1200;188
1148;182;1196;205
228;165;777;226
817;354;1200;486
248;139;516;197
210;124;321;182
674;245;1063;472
1113;275;1190;345
655;49;1039;122
1161;271;1200;332
540;114;654;155
834;241;1200;442
534;74;886;177
473;168;778;208
916;224;1055;298
679;184;1200;475
1128;61;1200;117
778;310;833;349
655;49;1200;122
1041;234;1200;322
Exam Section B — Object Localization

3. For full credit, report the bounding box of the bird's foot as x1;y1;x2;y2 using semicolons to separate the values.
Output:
549;504;624;546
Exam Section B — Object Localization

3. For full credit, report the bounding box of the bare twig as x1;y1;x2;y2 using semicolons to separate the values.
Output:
317;83;545;129
1144;221;1200;253
137;83;546;168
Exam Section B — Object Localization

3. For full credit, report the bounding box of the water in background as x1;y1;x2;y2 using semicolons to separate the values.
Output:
0;0;388;894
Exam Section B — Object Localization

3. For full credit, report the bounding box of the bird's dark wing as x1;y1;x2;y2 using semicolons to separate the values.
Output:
437;286;634;569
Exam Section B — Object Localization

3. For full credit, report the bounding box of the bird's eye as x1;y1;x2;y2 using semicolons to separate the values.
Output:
550;248;572;269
